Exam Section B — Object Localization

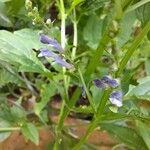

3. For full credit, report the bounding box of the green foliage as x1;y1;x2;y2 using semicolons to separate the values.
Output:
137;121;150;150
83;14;103;49
21;123;39;145
0;29;51;75
101;123;148;150
0;121;11;142
126;76;150;100
34;82;57;115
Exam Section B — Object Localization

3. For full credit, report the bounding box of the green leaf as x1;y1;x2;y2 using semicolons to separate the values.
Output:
0;29;52;76
34;82;57;115
137;121;150;150
0;67;22;87
21;123;39;145
125;76;150;100
136;1;150;25
90;85;103;109
0;12;13;27
81;0;109;13
101;123;147;150
67;0;85;15
83;14;103;49
0;121;11;142
117;11;136;47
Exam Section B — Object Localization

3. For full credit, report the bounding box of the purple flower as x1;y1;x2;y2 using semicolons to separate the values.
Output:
102;76;119;88
94;76;119;89
109;91;123;107
38;48;57;58
93;79;106;89
54;57;73;69
40;33;64;52
38;48;73;69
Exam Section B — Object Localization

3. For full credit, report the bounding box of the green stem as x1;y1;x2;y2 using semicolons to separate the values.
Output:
72;90;111;150
53;88;81;150
71;9;78;60
53;0;66;149
0;127;20;132
78;68;96;112
125;0;150;13
116;21;150;77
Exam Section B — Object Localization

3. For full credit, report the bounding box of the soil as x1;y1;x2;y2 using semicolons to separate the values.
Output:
0;113;121;150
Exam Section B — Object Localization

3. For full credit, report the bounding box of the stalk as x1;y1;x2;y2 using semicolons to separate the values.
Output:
54;7;80;148
53;0;66;149
0;127;20;132
71;9;78;60
72;90;111;150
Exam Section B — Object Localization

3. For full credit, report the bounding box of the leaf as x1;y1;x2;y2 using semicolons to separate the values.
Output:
0;29;52;76
137;121;150;150
0;67;22;87
145;60;150;75
34;82;57;115
101;123;147;150
125;76;150;100
0;121;11;142
83;14;103;49
0;12;13;27
136;2;150;25
90;85;103;109
21;123;39;145
81;0;109;13
117;11;136;47
67;0;85;15
135;1;150;40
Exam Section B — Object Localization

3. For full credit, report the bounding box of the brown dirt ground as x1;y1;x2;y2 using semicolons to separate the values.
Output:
0;116;118;150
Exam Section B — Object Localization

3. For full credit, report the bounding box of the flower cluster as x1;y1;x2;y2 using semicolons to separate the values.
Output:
94;76;123;107
38;33;73;69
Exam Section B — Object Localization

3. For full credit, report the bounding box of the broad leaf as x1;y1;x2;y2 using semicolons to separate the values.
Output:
0;29;52;76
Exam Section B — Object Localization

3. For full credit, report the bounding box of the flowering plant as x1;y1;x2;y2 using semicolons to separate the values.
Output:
0;0;150;149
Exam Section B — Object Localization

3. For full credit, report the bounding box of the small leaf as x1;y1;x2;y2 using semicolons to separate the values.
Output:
21;123;39;145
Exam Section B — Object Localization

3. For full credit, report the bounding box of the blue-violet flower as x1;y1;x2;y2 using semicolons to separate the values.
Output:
40;33;64;52
109;91;123;107
94;76;119;89
38;48;57;58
